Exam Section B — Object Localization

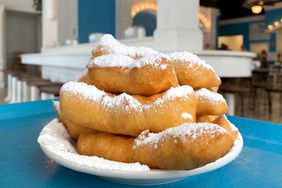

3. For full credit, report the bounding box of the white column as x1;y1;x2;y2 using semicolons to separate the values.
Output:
200;7;220;49
42;0;78;50
0;5;6;88
115;0;134;39
154;0;203;52
224;93;236;116
42;0;58;48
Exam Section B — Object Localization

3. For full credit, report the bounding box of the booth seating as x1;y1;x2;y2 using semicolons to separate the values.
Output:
39;85;62;100
251;69;269;116
265;72;282;116
27;80;62;101
266;87;282;116
219;78;252;116
219;85;251;116
4;70;63;103
4;71;32;103
251;69;282;117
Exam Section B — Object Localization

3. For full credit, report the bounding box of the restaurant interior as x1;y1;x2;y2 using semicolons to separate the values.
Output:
0;0;282;187
1;0;281;123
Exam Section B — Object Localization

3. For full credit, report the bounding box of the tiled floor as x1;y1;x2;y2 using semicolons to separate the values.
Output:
0;87;281;124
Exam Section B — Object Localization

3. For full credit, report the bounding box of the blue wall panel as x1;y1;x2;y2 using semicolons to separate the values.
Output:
219;22;250;49
219;19;276;51
78;0;115;43
270;33;276;52
265;8;282;26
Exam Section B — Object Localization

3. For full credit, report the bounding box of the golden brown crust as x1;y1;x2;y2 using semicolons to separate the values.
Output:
168;52;221;89
80;58;178;96
55;34;240;171
209;87;219;92
172;61;221;88
61;118;97;141
78;132;135;163
60;82;196;137
196;115;218;123
132;132;233;170
196;115;238;142
213;115;238;142
77;123;234;170
195;88;228;116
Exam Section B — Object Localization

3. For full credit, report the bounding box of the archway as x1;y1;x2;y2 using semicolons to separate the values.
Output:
132;11;156;36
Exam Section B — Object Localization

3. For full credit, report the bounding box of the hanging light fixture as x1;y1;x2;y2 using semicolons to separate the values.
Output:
245;0;282;15
251;5;263;14
252;1;263;14
268;25;273;30
244;0;264;14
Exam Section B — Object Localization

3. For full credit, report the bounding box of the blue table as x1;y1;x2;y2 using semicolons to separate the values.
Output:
0;100;282;188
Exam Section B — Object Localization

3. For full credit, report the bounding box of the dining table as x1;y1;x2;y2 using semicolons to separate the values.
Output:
0;100;282;188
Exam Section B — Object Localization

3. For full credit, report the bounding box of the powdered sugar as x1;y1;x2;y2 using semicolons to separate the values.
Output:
89;54;135;68
95;34;157;57
52;101;61;118
160;64;167;70
134;123;228;148
181;112;193;120
38;119;150;172
167;52;215;71
60;81;194;112
88;53;168;70
195;88;226;104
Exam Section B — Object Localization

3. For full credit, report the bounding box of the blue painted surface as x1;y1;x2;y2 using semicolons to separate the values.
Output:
270;33;276;52
219;21;258;50
265;8;282;26
78;0;115;43
215;15;220;48
0;101;282;187
132;11;156;37
219;19;276;51
219;22;250;49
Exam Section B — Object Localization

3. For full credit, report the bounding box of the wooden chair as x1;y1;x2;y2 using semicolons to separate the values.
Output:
39;85;63;100
266;71;282;116
27;80;62;101
219;79;251;116
251;69;269;115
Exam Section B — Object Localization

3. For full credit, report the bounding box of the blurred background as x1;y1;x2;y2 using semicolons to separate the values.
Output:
0;0;281;123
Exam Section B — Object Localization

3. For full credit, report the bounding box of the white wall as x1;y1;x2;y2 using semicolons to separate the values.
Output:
58;0;77;45
200;7;219;49
0;5;5;87
218;35;244;51
0;0;40;87
115;0;134;39
0;0;36;13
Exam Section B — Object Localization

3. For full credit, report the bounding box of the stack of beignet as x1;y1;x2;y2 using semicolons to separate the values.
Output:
55;34;239;170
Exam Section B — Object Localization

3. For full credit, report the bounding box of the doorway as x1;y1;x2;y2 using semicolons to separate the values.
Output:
5;10;41;72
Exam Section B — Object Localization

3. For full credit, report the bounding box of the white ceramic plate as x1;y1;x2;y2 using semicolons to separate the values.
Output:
38;119;243;185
